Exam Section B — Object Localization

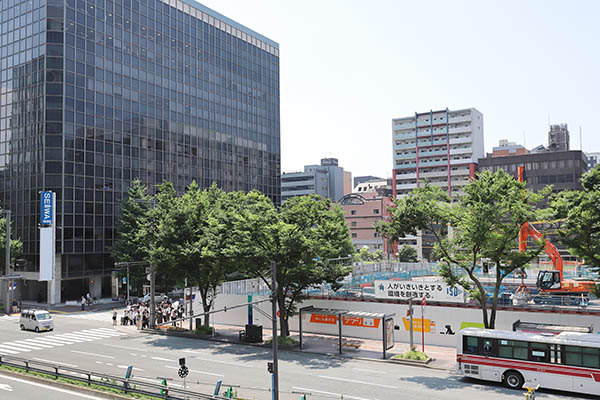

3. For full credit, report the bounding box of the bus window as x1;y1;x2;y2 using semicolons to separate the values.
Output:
530;342;549;363
498;339;528;360
564;346;583;366
582;347;600;368
482;338;496;357
464;336;479;354
550;344;562;364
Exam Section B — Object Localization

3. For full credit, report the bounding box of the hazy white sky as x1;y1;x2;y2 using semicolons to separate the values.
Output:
201;0;600;179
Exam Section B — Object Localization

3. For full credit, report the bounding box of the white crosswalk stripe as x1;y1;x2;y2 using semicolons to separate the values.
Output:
63;312;115;322
0;315;18;321
0;328;127;356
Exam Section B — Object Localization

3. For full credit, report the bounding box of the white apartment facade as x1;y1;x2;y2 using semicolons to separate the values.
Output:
391;108;484;260
392;108;485;197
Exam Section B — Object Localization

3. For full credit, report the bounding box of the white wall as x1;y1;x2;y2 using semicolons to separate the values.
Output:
202;294;600;347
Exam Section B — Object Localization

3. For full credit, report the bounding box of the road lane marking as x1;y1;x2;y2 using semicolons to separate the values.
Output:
0;346;19;354
151;357;177;362
94;328;127;335
24;338;65;346
293;386;374;400
182;352;242;367
71;350;115;359
0;342;38;351
352;367;386;374
164;365;224;377
103;344;148;352
33;358;78;368
57;334;92;342
318;376;398;389
118;365;144;371
14;340;53;348
0;373;105;399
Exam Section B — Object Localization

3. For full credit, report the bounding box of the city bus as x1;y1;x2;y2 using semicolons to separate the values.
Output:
456;327;600;395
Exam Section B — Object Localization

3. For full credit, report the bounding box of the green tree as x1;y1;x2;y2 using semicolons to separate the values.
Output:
396;245;419;262
0;208;23;273
377;171;545;328
551;165;600;273
235;194;354;337
111;180;152;295
157;182;234;327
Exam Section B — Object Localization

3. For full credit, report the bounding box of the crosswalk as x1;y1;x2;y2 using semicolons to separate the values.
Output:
0;315;17;321
0;328;126;355
62;311;115;322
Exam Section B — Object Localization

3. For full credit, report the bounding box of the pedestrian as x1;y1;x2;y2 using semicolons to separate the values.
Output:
112;309;117;326
11;298;18;314
81;296;86;311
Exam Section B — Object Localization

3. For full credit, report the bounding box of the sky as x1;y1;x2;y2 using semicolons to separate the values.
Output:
200;0;600;180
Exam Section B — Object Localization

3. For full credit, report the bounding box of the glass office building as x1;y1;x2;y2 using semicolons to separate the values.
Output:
0;0;280;302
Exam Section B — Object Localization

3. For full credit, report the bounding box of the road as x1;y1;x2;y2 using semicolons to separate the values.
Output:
0;311;595;400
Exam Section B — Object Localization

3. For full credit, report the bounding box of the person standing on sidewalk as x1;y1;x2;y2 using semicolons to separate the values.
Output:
81;296;86;311
112;310;117;326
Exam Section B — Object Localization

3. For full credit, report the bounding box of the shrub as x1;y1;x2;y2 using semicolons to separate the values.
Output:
391;350;429;361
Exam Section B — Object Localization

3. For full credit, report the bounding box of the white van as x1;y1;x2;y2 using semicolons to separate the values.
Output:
20;310;54;332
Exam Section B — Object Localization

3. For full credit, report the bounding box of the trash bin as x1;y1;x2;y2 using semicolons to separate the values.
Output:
245;324;263;343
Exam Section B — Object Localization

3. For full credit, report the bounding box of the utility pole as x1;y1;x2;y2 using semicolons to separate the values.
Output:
149;264;156;329
270;261;279;400
126;265;130;304
408;296;414;351
4;210;11;315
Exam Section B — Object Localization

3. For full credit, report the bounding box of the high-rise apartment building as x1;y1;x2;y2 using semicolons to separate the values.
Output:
0;0;280;303
392;108;484;198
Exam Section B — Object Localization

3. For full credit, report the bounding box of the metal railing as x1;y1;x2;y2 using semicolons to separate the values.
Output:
0;354;217;399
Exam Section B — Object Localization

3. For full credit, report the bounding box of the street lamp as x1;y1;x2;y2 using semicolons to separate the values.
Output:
2;210;12;315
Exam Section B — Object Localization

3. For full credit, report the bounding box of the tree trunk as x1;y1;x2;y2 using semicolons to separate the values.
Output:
488;264;503;330
277;296;290;337
468;272;490;329
200;288;211;328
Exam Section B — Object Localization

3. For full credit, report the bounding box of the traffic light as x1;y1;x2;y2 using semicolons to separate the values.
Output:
179;357;186;366
482;262;489;274
267;362;274;374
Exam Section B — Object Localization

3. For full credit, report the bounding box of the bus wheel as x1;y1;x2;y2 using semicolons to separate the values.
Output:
503;370;524;389
20;324;25;330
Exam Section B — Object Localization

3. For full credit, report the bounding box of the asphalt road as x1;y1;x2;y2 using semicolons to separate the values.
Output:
0;311;595;400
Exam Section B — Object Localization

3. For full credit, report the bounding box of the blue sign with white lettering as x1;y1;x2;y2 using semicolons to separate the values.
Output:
40;191;53;225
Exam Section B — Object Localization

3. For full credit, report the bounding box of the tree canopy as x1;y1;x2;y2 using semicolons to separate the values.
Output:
551;165;600;273
377;170;545;328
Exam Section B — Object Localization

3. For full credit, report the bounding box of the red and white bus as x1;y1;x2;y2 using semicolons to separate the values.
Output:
457;328;600;395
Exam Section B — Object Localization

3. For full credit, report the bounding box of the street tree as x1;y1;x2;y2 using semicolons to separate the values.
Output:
235;194;354;337
551;165;600;273
111;179;152;295
0;207;23;272
396;245;419;262
377;170;545;329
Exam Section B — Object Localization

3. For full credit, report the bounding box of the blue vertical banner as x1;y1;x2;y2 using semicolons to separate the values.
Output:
247;294;253;325
40;191;53;225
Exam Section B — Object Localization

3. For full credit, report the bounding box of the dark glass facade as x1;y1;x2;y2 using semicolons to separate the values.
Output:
0;0;280;299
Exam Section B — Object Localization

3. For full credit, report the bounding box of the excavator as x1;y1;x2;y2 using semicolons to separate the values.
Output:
517;166;596;304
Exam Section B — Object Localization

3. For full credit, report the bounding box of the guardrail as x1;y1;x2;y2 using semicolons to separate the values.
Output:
0;354;217;399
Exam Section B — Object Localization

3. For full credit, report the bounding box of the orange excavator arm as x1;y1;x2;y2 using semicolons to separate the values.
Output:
519;222;564;281
517;165;564;280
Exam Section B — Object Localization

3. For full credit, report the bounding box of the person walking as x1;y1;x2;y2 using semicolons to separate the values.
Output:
112;310;117;326
81;296;86;311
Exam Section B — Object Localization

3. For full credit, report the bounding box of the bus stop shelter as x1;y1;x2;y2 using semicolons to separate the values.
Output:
298;306;395;359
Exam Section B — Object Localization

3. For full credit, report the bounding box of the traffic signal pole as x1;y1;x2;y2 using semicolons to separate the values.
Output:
271;261;279;400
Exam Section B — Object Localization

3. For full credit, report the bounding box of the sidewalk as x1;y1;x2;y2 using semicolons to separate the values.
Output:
141;321;457;370
19;298;124;314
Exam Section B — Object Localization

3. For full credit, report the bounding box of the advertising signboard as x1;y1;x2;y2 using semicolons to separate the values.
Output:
40;191;53;225
385;318;395;350
375;280;465;303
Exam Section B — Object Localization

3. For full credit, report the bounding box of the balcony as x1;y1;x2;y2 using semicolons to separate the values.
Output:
396;182;418;190
448;114;471;124
449;147;472;156
395;162;417;170
394;142;416;150
449;136;472;146
418;149;447;158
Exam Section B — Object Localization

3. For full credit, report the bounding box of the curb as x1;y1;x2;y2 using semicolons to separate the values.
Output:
142;329;452;371
0;369;132;400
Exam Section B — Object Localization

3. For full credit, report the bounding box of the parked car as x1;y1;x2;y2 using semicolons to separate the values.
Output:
20;309;54;332
141;293;169;303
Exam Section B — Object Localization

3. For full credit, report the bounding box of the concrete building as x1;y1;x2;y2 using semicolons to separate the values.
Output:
490;139;529;157
586;152;600;170
343;171;353;195
0;0;280;303
478;151;588;193
281;158;346;203
354;175;382;188
339;192;393;254
353;178;393;197
392;108;484;198
548;123;570;152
